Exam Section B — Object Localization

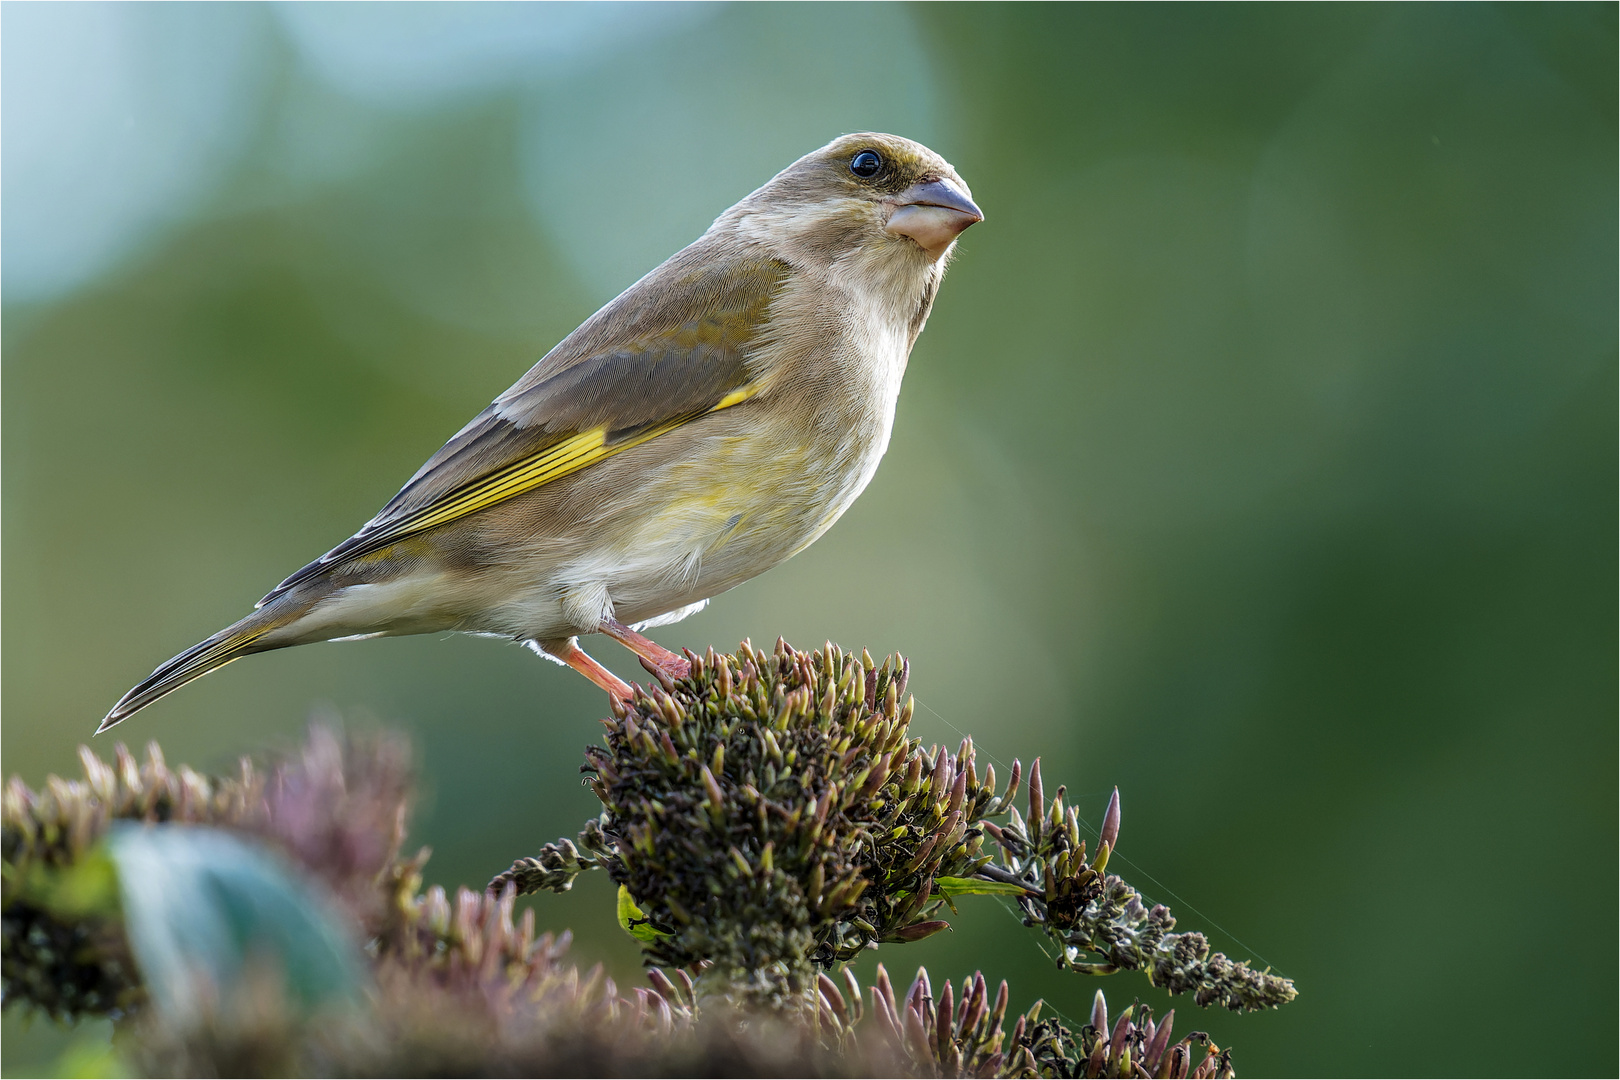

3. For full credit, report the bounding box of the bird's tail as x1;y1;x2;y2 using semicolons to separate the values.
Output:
98;593;319;733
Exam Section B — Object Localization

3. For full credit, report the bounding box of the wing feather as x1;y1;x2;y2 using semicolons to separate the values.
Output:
262;252;788;603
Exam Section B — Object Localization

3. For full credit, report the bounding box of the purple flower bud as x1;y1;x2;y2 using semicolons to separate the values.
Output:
842;968;863;1022
818;972;849;1025
1111;1009;1135;1063
647;968;679;1003
932;746;952;795
1146;1010;1174;1070
1100;786;1121;852
1028;758;1044;834
904;1004;931;1061
908;967;932;1013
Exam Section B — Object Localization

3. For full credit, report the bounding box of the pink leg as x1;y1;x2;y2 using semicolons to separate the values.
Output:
538;637;633;702
600;618;692;681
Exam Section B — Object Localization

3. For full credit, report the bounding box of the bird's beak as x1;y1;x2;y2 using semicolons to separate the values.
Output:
885;178;984;259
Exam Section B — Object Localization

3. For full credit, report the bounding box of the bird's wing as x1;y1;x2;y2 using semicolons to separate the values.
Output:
262;253;790;603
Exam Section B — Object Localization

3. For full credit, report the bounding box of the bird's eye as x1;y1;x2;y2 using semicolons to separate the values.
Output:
850;150;883;179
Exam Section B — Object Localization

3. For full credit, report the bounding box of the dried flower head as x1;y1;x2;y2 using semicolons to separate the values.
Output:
500;639;1294;1014
532;639;1020;1003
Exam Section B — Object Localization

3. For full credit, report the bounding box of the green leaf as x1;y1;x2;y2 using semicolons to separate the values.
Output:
49;1034;129;1079
616;884;670;943
34;848;121;919
106;824;362;1021
933;875;1032;898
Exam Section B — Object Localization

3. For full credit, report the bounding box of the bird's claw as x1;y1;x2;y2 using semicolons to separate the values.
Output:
637;654;691;684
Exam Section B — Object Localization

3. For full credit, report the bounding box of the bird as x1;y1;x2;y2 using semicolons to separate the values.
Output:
99;132;982;732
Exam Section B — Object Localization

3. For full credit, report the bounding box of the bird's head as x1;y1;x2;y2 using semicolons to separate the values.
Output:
721;133;982;280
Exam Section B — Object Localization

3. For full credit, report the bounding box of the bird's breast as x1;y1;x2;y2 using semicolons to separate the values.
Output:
493;271;923;632
718;283;915;562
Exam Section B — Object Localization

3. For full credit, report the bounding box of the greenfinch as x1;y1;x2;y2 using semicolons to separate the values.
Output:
101;132;981;731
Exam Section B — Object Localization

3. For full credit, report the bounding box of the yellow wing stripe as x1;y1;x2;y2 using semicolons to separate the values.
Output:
713;385;757;410
385;381;763;541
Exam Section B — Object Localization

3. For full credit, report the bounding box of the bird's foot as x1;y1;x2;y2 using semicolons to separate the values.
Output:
601;618;692;682
636;653;692;684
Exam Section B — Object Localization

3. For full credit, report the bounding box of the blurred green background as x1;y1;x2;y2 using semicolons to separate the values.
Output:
4;3;1614;1075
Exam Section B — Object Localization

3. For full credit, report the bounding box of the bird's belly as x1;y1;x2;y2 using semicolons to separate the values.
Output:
583;419;890;629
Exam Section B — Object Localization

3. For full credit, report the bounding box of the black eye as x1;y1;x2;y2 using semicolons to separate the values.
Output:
850;150;883;179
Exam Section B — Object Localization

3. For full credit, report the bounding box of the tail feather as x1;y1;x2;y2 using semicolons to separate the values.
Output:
98;597;314;732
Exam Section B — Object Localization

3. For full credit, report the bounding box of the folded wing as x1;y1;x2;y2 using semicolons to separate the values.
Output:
262;253;789;604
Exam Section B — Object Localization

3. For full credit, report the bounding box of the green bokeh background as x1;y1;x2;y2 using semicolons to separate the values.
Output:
4;3;1614;1075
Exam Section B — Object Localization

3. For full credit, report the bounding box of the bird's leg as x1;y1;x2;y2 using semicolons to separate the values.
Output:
600;618;692;681
536;637;633;702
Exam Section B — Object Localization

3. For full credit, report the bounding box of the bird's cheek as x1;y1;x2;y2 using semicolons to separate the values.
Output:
885;205;977;260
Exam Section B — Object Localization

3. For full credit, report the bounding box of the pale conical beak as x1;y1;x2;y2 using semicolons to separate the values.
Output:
885;178;984;259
